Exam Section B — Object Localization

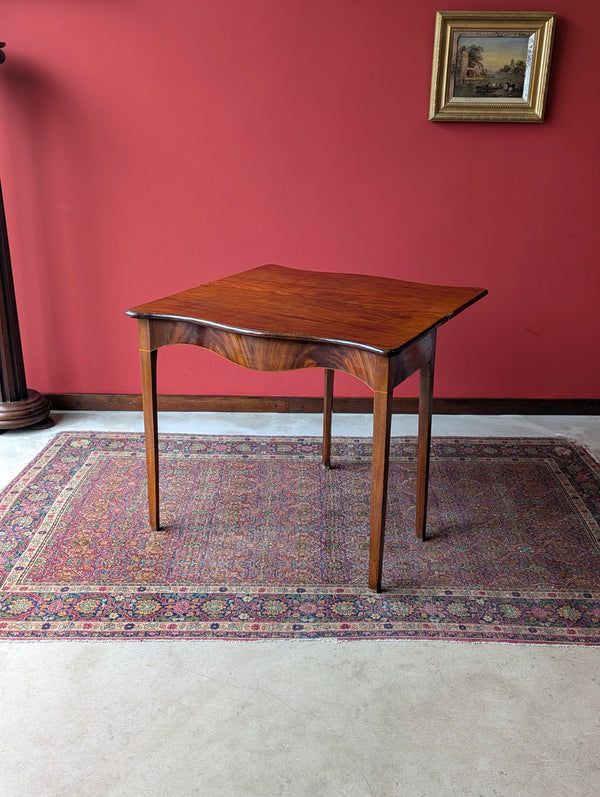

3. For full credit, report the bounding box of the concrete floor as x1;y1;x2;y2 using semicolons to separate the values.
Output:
1;412;599;797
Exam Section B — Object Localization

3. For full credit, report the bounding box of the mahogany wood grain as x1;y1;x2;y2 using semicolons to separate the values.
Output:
128;264;485;360
322;369;334;469
127;264;487;592
369;384;394;592
140;346;159;530
416;336;436;541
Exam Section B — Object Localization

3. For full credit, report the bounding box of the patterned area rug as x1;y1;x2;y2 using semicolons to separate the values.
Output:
1;432;599;643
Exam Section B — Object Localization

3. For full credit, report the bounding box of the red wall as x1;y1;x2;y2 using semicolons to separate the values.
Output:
0;0;598;399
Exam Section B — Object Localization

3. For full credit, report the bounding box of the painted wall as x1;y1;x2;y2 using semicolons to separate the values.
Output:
0;0;598;399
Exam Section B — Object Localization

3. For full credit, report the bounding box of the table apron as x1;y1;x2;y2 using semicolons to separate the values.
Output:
138;318;435;391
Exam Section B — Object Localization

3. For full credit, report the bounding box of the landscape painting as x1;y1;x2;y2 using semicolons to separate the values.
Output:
451;33;532;100
429;11;556;122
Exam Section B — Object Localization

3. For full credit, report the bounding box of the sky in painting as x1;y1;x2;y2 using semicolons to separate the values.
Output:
457;35;530;71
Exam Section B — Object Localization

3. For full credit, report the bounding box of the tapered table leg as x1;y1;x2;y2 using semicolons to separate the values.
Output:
416;338;436;540
322;368;334;469
369;386;393;592
140;347;160;530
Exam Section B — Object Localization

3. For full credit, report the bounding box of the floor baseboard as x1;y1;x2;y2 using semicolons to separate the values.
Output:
45;394;600;415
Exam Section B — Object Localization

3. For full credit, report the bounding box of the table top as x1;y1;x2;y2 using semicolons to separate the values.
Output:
127;264;487;356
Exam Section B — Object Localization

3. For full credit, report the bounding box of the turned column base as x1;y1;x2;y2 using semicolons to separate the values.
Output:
0;390;52;430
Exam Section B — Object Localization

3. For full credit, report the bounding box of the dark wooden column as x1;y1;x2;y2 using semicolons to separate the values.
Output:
0;42;51;430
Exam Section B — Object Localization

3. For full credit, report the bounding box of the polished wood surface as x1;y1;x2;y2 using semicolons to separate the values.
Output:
127;264;487;591
128;264;486;359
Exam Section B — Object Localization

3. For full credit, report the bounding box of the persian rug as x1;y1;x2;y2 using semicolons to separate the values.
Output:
1;432;599;643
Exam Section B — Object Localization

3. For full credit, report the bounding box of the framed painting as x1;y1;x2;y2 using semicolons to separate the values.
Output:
429;11;556;122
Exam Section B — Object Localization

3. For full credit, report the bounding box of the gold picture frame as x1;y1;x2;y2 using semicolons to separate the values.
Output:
429;11;556;122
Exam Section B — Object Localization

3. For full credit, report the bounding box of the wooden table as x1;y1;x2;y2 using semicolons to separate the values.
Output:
127;264;487;591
